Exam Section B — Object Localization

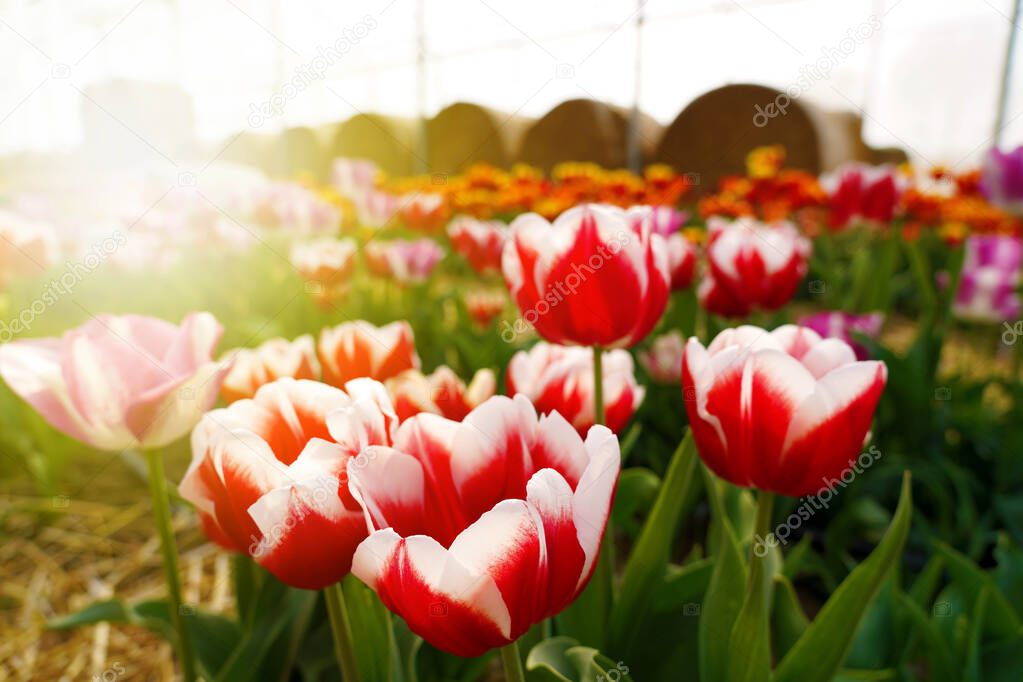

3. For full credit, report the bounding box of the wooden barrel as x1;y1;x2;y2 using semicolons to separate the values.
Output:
330;113;420;177
517;99;661;172
425;102;531;174
654;84;907;195
267;126;328;179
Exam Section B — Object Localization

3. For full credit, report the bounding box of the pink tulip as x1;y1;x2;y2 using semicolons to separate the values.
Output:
638;331;686;384
798;311;883;361
0;312;228;450
364;239;444;284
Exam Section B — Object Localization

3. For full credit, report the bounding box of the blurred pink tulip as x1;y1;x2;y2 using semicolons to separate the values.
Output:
0;312;229;450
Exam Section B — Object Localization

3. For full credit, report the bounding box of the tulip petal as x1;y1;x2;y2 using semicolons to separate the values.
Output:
573;425;620;584
347;445;426;536
352;529;511;657
526;469;585;614
777;361;887;495
0;339;95;446
449;395;536;524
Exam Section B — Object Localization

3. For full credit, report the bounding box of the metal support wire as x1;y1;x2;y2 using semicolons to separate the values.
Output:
994;0;1022;144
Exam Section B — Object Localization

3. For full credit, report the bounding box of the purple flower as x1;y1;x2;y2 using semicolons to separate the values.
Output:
798;311;884;360
953;234;1022;323
980;146;1023;215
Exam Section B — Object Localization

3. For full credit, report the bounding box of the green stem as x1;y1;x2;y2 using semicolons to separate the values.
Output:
324;582;361;682
499;641;525;682
144;449;197;682
232;552;259;629
748;489;775;588
592;344;617;588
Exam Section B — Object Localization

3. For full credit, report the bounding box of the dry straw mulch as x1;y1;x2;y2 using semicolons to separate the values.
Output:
0;455;231;682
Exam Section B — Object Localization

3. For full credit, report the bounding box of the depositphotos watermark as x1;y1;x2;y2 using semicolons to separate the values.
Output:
0;231;126;342
248;15;378;128
753;444;881;556
753;15;881;128
499;230;632;343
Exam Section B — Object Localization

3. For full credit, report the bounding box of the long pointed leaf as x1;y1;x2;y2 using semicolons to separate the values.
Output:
774;472;913;682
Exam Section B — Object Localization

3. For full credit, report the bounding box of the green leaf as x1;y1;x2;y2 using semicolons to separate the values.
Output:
610;467;660;538
607;431;699;657
892;591;958;682
653;558;714;613
49;597;242;680
699;466;748;682
526;636;578;681
344;574;396;682
725;492;775;682
215;586;317;682
525;637;634;682
774;472;913;682
934;542;1021;638
771;576;808;660
963;587;990;682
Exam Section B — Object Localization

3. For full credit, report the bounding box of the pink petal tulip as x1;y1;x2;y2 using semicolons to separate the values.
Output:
0;312;228;450
506;341;644;435
798;311;884;361
953;234;1022;322
638;331;686;384
682;324;887;497
349;395;620;656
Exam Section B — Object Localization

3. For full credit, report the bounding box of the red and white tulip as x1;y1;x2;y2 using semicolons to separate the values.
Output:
502;204;670;348
447;216;508;274
221;335;320;403
698;217;811;317
180;377;398;589
665;233;697;290
318;320;420;387
349;395;620;656
506;341;644;435
682;324;887;497
387;366;496;422
821;163;903;230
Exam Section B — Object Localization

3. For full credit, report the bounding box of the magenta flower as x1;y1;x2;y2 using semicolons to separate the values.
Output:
798;311;884;361
981;146;1023;215
954;234;1022;322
